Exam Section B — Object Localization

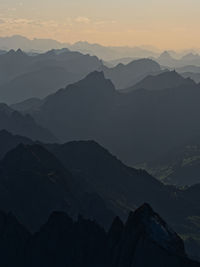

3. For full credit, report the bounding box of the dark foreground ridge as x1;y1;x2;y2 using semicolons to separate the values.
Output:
0;203;199;267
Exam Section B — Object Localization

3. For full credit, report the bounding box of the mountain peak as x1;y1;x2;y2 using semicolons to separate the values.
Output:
159;51;172;59
126;203;186;256
64;71;116;94
85;70;105;80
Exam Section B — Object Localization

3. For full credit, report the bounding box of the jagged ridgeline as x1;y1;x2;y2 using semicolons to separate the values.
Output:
0;203;199;267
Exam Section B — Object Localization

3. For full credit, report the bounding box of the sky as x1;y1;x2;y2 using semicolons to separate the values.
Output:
0;0;200;50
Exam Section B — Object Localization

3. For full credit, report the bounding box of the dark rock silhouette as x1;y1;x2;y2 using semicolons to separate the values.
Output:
0;204;199;267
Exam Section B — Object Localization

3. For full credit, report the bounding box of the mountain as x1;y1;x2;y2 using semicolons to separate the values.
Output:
0;35;160;60
45;139;200;258
181;72;200;83
0;35;69;51
144;142;200;186
157;51;178;67
124;71;194;92
107;57;138;66
0;209;30;267
180;53;200;65
102;58;161;89
0;130;32;159
0;103;56;142
0;204;199;267
1;131;200;258
69;41;159;60
156;51;200;68
0;143;114;231
176;65;200;73
24;70;200;165
0;49;103;104
11;98;44;113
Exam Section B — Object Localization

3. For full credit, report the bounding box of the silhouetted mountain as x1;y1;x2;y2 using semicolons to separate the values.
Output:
0;209;30;267
0;103;56;142
11;98;44;113
45;139;200;251
102;58;161;88
107;57;138;66
0;204;198;267
181;53;200;65
156;52;200;68
0;143;114;231
157;51;178;67
0;130;32;159
1;132;200;259
145;143;200;186
181;72;200;83
124;71;194;92
177;65;200;73
0;49;103;103
69;41;159;60
0;35;69;51
26;70;200;165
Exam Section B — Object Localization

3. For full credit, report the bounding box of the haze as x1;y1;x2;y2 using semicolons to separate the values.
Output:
0;0;200;50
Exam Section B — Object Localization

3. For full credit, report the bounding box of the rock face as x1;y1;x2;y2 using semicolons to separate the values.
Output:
0;204;199;267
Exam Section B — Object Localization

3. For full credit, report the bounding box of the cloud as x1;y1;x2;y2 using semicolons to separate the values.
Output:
0;19;5;24
75;17;91;24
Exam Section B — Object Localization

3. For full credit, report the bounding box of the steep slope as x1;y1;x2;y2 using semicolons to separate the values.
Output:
0;103;56;142
102;58;161;88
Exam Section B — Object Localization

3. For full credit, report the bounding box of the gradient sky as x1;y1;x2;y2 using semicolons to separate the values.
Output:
0;0;200;49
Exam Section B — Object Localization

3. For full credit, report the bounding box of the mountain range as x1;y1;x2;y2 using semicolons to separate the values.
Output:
0;48;102;104
2;130;200;260
0;35;160;60
102;58;161;89
0;103;56;142
1;203;199;267
17;70;200;165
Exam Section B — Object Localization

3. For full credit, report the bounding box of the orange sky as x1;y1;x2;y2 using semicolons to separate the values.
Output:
0;0;200;50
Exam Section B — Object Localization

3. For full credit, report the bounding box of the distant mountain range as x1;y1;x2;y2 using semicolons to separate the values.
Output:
102;58;162;89
16;70;200;165
0;48;103;104
124;70;194;92
0;35;160;60
156;51;200;68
